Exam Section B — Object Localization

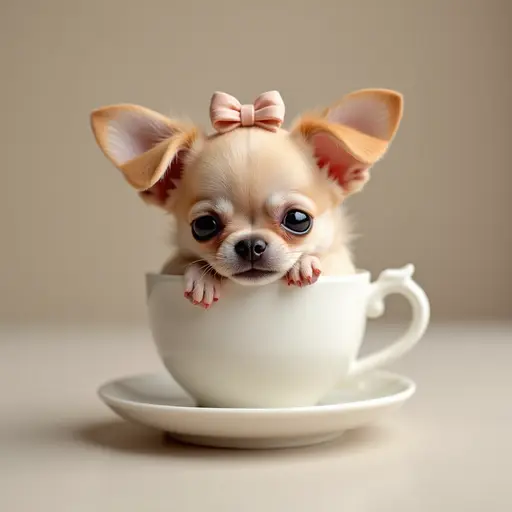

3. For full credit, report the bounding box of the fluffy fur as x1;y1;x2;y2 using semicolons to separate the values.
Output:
90;89;403;308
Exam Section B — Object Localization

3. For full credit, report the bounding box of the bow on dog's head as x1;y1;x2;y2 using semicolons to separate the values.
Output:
90;89;403;208
209;91;285;133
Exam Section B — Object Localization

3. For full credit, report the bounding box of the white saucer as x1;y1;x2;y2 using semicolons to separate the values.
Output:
98;371;415;449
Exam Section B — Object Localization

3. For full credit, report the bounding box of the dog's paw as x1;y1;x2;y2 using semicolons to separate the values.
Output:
285;255;322;287
183;264;221;309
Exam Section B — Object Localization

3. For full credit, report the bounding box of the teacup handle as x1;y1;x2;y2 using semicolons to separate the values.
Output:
348;264;430;377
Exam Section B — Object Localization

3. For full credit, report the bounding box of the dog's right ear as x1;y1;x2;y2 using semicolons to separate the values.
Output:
90;104;201;207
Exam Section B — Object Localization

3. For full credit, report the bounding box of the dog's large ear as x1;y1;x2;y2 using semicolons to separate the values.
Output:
90;104;201;207
292;89;403;195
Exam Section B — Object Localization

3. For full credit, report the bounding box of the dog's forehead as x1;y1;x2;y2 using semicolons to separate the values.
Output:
187;128;314;203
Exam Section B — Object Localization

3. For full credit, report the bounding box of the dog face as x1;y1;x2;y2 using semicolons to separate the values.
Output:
90;89;403;284
171;127;344;284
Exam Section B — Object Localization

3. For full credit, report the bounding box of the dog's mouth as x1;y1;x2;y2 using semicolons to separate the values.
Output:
233;269;277;279
231;269;279;284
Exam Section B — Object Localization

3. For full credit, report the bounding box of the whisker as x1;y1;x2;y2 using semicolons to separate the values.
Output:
185;258;206;269
198;263;213;280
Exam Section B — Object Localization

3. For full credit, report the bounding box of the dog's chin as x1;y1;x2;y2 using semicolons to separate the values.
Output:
227;269;284;286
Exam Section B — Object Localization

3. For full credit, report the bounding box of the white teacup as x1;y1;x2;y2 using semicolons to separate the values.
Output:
146;264;429;408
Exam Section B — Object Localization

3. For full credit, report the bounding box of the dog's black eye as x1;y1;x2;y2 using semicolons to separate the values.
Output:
281;209;312;235
191;214;223;242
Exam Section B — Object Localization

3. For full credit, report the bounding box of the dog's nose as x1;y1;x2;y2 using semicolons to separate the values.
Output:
234;237;268;262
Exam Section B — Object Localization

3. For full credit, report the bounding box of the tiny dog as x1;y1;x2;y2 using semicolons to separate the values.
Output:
90;89;403;308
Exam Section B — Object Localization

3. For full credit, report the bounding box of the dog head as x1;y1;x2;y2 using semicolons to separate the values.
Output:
90;89;403;284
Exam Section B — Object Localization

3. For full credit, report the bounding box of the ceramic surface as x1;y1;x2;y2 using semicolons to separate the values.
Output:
98;371;415;449
146;265;429;408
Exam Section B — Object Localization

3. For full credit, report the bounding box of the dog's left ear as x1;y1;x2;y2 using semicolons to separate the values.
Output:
292;89;403;195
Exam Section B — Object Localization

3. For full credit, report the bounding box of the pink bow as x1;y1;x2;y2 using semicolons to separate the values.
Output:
209;91;285;134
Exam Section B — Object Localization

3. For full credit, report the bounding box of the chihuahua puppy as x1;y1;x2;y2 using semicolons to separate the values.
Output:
90;89;403;308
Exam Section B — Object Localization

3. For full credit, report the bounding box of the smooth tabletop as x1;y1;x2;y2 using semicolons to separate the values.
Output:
1;323;511;511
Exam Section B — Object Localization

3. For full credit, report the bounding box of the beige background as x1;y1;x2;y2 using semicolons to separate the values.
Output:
1;0;511;325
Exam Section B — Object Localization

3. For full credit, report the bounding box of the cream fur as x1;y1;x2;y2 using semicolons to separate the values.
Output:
165;128;354;276
90;89;403;308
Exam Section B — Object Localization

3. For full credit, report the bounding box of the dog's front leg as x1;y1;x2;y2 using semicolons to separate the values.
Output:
285;254;322;287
